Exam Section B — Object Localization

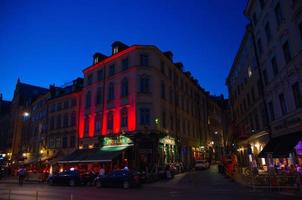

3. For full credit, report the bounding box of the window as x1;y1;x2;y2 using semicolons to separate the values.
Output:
87;74;93;85
257;38;263;55
271;57;279;76
292;82;302;108
56;114;61;129
262;70;268;85
121;108;128;128
279;93;288;115
95;87;103;105
122;58;129;71
160;80;165;99
282;41;291;64
160;61;165;74
299;22;302;39
71;98;76;107
162;111;166;128
139;108;150;125
57;103;62;111
170;114;174;130
97;69;104;81
121;77;128;97
252;13;257;26
113;47;118;54
139;75;150;93
140;54;149;66
251;87;256;102
63;113;68;128
85;91;91;108
50;116;55;130
108;82;115;101
109;64;115;76
168;68;172;80
70;135;75;147
95;113;101;132
63;101;69;109
259;0;265;9
62;136;67;148
84;116;89;135
265;23;272;42
274;3;283;26
107;111;113;129
169;87;173;104
70;111;76;126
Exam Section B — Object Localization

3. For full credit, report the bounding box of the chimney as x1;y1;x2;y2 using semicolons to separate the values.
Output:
93;52;107;64
163;51;173;62
111;41;129;55
174;62;184;71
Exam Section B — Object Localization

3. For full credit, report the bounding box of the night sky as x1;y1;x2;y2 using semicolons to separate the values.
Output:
0;0;247;100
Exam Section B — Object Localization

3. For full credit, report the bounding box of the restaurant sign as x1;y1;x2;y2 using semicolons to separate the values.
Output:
103;135;133;147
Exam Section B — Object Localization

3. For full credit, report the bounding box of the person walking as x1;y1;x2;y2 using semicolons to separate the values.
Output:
18;166;26;186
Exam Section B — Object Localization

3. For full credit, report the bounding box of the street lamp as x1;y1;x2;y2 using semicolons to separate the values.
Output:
23;112;30;117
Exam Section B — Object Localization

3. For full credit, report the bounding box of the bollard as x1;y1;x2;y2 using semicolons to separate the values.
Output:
8;189;11;200
70;193;74;200
35;191;39;200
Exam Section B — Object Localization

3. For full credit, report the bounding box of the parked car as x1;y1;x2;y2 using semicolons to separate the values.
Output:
47;170;82;186
195;160;210;170
95;170;141;189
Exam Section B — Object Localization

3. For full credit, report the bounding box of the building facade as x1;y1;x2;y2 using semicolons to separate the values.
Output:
78;42;210;169
227;0;302;166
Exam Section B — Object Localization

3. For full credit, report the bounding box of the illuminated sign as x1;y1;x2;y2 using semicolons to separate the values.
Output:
159;136;175;145
103;135;133;147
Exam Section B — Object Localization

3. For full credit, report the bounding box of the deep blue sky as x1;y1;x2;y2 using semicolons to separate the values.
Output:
0;0;247;101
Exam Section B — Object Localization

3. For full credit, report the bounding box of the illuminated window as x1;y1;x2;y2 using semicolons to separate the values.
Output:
107;111;113;129
108;82;115;101
121;77;128;97
113;47;119;54
248;66;252;77
94;57;99;64
140;108;150;125
121;108;128;128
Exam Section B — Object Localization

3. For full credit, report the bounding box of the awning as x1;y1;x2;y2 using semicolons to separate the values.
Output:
258;132;302;158
58;147;128;164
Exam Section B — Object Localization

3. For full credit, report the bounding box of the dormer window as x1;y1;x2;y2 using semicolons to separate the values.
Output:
94;57;99;64
113;47;119;54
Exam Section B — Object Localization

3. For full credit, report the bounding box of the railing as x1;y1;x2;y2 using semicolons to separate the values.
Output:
248;174;301;191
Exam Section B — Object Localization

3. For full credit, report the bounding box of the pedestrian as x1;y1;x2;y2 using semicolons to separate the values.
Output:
99;165;105;176
18;166;26;186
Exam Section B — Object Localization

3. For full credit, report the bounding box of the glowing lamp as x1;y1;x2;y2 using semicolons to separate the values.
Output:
23;112;30;117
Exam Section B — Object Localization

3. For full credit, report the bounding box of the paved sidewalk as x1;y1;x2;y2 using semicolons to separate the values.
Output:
0;176;43;185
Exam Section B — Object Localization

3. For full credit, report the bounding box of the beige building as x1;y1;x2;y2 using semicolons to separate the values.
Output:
78;41;209;169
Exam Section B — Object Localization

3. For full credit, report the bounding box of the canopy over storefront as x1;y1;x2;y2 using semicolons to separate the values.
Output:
258;132;302;158
58;148;128;164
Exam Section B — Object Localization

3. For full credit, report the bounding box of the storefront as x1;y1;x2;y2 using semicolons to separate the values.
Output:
159;136;176;165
